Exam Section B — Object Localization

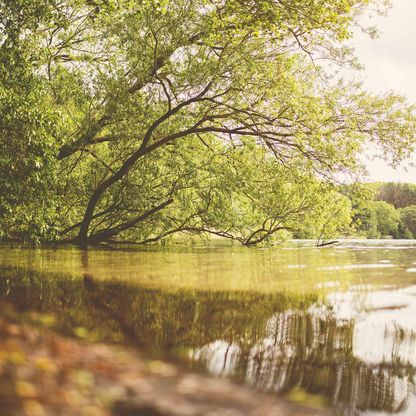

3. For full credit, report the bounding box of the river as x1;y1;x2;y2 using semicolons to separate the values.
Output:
1;240;416;415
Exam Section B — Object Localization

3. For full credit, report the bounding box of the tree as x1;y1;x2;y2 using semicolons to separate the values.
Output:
293;190;352;242
368;201;400;238
0;0;63;241
399;205;416;238
2;0;416;245
377;182;416;208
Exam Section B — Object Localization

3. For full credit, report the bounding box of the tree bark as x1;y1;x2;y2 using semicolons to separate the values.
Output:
73;84;212;243
84;198;174;244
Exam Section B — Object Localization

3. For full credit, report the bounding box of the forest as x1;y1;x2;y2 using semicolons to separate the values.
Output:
2;0;416;246
296;182;416;240
351;182;416;239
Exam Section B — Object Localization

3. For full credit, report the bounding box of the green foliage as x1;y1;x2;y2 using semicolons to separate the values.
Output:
399;205;416;239
352;200;400;239
370;201;400;238
0;54;61;241
377;182;416;208
293;189;352;242
345;183;416;240
1;0;416;245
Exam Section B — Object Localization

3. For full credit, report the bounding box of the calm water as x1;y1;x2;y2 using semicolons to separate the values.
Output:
2;240;416;415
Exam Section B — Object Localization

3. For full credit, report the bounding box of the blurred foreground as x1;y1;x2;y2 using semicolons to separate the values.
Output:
0;303;326;416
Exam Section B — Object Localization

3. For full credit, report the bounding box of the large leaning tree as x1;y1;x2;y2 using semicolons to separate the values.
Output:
1;0;416;245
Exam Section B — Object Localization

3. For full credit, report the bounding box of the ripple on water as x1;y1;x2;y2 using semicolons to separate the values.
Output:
319;264;395;271
314;281;340;289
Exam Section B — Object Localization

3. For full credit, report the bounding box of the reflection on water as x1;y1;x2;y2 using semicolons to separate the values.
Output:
191;302;416;415
2;241;416;415
192;340;241;376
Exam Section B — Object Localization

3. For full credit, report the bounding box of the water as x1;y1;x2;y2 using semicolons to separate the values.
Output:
2;240;416;415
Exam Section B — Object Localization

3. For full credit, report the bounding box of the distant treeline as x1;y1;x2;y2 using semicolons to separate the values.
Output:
364;182;416;239
292;182;416;241
376;182;416;208
348;183;416;240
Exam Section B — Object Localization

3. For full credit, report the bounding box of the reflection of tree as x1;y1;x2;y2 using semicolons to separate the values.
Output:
191;341;241;377
1;268;416;415
0;267;318;348
194;311;416;415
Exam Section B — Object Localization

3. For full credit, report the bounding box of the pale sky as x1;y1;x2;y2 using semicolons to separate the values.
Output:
351;0;416;182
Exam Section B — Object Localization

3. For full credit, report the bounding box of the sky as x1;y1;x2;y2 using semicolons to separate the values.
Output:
350;0;416;182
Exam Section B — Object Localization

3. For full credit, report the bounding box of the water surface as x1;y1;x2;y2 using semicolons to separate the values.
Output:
2;240;416;415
